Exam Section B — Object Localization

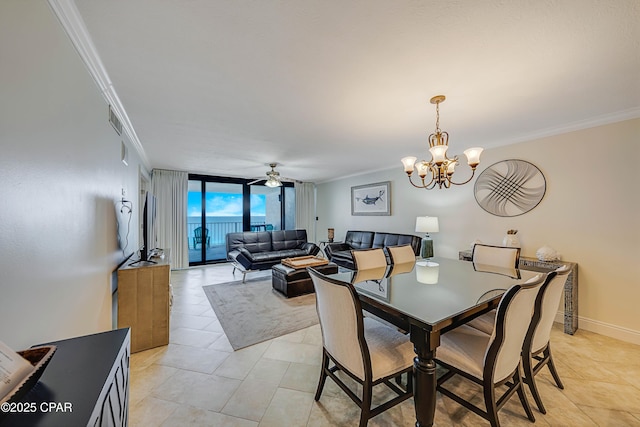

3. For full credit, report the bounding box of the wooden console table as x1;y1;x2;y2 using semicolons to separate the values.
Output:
117;250;171;353
459;250;578;335
0;329;130;427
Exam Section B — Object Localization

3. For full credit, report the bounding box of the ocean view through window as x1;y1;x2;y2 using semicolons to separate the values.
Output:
188;176;295;265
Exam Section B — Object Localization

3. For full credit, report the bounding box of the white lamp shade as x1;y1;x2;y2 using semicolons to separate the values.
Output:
416;161;430;178
463;147;483;166
446;160;456;175
415;216;439;233
401;156;417;173
416;261;439;284
429;145;448;164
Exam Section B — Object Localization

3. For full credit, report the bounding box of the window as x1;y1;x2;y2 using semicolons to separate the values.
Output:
188;175;295;265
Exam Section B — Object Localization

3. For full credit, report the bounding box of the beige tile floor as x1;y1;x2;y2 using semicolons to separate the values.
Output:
130;264;640;426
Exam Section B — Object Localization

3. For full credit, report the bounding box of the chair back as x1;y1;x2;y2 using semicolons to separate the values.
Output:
194;227;203;239
386;245;416;265
308;267;370;380
352;248;387;270
351;267;388;283
485;273;551;383
472;243;520;269
529;265;571;353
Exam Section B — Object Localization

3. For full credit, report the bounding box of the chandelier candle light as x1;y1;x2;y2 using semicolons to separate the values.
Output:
401;95;483;189
415;216;439;259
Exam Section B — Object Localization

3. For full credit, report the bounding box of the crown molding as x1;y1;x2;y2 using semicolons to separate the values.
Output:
47;0;151;170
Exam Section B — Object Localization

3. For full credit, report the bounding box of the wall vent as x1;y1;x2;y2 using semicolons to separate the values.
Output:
109;105;123;135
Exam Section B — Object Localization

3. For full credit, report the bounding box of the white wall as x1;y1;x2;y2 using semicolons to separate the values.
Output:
0;1;145;349
317;118;640;344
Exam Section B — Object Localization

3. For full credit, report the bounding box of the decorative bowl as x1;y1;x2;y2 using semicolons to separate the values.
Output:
0;345;56;405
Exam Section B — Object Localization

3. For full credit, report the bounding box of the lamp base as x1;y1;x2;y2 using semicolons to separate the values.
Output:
420;237;434;259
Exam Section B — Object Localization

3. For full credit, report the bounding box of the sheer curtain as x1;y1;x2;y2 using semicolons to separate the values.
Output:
150;169;189;268
295;182;316;242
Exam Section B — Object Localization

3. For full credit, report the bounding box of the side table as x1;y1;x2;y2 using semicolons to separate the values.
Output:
459;250;578;335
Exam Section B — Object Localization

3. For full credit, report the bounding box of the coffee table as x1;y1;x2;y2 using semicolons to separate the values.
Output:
272;261;338;298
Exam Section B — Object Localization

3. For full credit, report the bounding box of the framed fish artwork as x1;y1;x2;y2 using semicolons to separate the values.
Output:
351;181;391;216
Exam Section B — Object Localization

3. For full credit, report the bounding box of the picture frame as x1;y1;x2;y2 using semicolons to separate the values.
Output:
351;181;391;216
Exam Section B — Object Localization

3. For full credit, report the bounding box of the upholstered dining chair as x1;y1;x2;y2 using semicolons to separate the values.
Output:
472;243;520;269
386;244;416;264
307;267;414;427
351;248;387;270
435;273;551;427
466;265;570;414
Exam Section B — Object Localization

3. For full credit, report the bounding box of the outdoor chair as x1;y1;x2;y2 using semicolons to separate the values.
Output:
193;227;210;248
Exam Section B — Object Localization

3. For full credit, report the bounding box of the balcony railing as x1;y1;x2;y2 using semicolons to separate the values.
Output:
187;219;272;249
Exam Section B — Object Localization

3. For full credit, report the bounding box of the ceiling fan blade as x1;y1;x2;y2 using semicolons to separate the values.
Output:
247;178;264;185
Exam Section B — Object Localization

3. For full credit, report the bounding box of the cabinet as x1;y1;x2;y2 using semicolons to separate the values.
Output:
0;329;130;427
117;251;171;353
459;249;578;334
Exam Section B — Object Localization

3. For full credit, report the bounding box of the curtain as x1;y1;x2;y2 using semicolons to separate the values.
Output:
151;169;189;269
295;182;316;242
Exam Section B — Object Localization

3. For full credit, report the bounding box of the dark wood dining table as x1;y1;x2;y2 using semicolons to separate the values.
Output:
328;257;540;427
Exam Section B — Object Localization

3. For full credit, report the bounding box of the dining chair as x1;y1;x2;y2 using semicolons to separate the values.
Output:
435;273;550;427
351;266;388;283
386;244;416;264
522;265;571;413
307;267;414;427
351;248;387;270
472;243;520;269
466;265;570;414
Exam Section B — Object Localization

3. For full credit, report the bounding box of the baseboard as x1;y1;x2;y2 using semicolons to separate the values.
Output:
555;311;640;345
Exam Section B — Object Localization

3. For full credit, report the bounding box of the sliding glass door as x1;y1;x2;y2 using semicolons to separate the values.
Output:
188;175;295;265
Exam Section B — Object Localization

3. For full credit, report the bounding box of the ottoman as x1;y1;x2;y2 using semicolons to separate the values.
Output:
272;262;338;298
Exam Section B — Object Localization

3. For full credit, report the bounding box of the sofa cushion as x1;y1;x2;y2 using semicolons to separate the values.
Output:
227;231;272;253
345;231;375;250
372;232;420;252
272;230;309;250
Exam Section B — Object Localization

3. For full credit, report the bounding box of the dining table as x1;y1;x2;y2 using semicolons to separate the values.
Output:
327;256;540;427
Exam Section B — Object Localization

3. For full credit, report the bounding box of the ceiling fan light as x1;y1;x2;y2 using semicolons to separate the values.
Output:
265;177;282;187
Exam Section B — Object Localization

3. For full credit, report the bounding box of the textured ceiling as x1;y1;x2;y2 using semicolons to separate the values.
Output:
73;0;640;183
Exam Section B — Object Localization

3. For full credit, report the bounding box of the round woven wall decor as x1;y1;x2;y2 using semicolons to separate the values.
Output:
474;159;546;217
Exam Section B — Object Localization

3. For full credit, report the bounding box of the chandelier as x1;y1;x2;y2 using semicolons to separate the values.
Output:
401;95;483;190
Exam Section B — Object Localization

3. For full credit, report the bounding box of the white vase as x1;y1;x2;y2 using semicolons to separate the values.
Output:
502;234;520;248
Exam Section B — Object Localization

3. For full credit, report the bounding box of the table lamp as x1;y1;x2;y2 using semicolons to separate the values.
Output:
415;216;439;259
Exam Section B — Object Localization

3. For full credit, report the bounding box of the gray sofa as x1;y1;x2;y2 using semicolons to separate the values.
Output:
325;230;421;270
226;229;320;282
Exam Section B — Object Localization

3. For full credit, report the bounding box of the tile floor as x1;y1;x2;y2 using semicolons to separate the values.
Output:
130;263;640;426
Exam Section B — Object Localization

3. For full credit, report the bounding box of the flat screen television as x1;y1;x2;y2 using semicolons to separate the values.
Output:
140;191;157;262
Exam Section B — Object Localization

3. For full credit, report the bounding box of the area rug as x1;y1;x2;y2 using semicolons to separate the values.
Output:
202;277;318;350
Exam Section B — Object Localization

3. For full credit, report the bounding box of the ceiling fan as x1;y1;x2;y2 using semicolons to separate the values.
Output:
248;163;293;187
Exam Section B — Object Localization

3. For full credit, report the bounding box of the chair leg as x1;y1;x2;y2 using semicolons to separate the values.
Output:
359;381;372;427
545;346;564;389
515;370;536;423
315;351;329;401
483;382;501;427
523;353;547;414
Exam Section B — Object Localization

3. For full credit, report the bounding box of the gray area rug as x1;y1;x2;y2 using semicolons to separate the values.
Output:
202;277;318;350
